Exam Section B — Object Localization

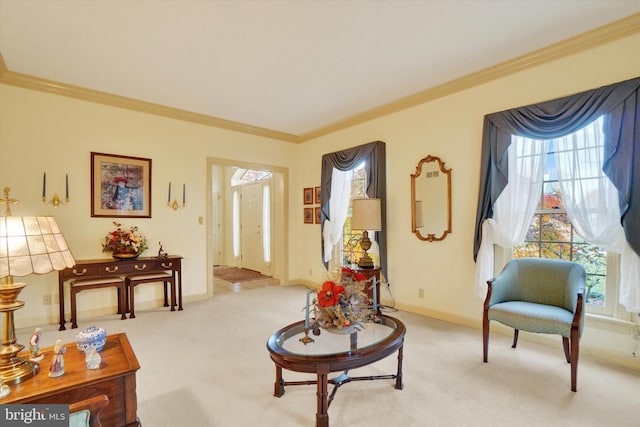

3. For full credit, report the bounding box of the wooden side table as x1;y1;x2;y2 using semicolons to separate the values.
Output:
354;267;381;314
0;333;141;427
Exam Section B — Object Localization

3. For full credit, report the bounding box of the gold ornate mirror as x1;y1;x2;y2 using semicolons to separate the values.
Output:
411;155;452;241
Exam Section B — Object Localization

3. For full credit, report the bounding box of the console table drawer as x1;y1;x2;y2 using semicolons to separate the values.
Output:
98;261;154;275
61;265;98;279
155;259;180;271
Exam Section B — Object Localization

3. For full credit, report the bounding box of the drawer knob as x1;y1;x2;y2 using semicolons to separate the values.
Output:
105;266;119;273
72;268;88;276
134;264;148;271
161;262;173;268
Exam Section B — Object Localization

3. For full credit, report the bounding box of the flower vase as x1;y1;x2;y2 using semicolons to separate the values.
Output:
112;252;140;260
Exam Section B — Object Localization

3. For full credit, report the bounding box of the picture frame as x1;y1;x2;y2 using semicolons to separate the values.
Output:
303;187;313;205
304;207;314;224
91;152;152;218
315;207;321;224
314;186;321;204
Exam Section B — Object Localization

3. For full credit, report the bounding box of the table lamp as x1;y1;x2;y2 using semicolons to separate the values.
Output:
0;187;75;385
351;198;381;269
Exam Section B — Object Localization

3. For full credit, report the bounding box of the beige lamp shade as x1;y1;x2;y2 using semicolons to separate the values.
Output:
0;216;75;278
351;198;382;231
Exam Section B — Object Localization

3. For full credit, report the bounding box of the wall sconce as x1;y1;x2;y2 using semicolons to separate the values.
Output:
351;198;382;269
167;182;186;210
42;172;69;207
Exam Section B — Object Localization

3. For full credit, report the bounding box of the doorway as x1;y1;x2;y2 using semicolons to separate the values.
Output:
207;158;288;296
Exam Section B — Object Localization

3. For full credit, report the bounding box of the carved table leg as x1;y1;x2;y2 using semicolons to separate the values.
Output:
395;344;404;390
274;365;285;397
316;365;329;427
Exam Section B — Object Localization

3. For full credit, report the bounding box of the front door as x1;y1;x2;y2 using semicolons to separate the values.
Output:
240;183;263;272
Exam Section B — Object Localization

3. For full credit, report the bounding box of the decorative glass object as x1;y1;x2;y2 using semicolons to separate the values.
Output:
0;376;10;398
85;347;101;369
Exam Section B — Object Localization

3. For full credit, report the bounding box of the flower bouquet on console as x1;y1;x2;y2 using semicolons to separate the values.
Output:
102;221;148;258
311;267;374;335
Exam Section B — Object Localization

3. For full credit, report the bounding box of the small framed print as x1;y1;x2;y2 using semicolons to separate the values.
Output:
314;186;321;204
303;187;313;205
304;207;314;224
315;207;321;224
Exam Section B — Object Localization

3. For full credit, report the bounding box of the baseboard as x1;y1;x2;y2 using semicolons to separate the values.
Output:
396;301;640;372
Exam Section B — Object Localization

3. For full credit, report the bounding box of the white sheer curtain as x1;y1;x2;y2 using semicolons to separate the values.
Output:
474;136;548;296
554;117;640;311
322;168;352;272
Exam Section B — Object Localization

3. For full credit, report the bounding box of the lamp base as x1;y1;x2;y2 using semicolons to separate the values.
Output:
0;281;40;385
357;253;375;269
0;357;39;386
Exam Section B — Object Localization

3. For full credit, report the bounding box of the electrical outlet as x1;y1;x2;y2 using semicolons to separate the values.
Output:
633;326;640;341
418;288;424;299
43;294;51;305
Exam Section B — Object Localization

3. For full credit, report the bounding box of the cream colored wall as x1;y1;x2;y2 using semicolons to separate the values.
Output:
291;33;640;367
1;32;639;368
0;85;295;325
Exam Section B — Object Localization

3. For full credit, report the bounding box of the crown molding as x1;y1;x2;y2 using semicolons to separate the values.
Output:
299;13;640;141
1;13;638;144
0;65;301;143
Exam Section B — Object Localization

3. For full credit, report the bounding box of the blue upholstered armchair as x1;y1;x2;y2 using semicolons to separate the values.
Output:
482;258;586;391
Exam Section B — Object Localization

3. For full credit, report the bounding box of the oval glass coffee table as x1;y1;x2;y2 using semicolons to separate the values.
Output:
266;315;405;427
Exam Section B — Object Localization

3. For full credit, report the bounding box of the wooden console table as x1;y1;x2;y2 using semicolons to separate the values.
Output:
0;333;141;427
58;255;183;331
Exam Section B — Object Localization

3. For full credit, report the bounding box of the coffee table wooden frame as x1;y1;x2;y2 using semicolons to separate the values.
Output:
266;315;405;427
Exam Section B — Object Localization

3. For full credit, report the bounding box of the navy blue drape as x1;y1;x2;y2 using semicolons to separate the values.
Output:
474;77;640;260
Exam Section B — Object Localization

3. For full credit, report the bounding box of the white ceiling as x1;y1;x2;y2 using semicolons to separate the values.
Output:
1;1;639;138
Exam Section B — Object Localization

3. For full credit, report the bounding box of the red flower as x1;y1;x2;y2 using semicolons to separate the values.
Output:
341;267;353;275
353;272;367;282
318;281;345;307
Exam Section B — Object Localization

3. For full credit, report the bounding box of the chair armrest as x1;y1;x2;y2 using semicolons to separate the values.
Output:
572;288;585;335
69;395;109;427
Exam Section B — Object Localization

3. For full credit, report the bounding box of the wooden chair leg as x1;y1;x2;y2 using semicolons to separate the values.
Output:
570;329;579;392
128;282;136;319
562;337;571;363
169;280;176;311
70;289;78;329
482;313;489;363
162;282;169;307
118;286;127;320
511;329;519;348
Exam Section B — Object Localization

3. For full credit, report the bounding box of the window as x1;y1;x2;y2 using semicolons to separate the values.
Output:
321;141;387;277
263;184;271;264
513;149;615;315
339;162;367;267
474;77;640;315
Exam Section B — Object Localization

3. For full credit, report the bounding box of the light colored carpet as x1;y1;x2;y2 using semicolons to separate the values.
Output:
16;285;639;426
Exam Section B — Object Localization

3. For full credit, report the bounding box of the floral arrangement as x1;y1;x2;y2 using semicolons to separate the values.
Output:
102;221;148;255
311;267;373;334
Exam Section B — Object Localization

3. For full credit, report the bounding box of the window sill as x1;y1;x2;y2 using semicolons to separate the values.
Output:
586;313;636;334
